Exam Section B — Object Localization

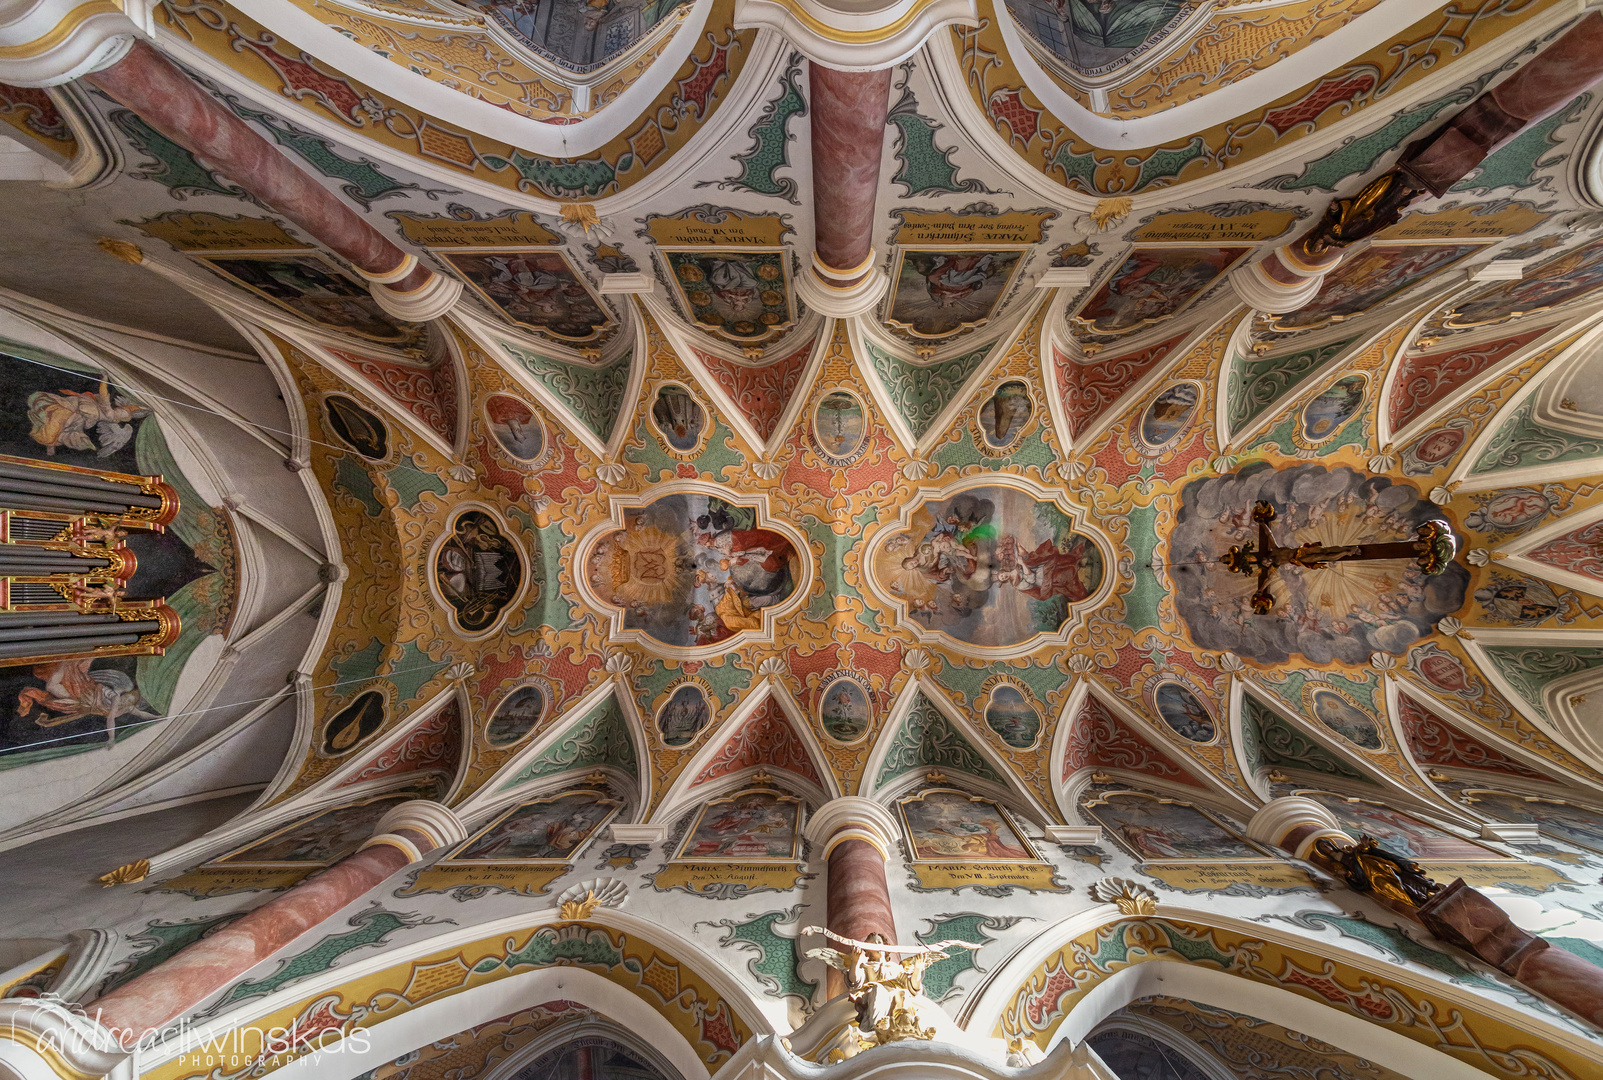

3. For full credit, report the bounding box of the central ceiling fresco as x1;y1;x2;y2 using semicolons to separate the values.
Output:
7;0;1603;1076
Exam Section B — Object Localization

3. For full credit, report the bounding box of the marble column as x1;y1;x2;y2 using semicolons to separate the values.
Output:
797;65;891;317
82;42;460;320
1248;797;1603;1027
88;801;465;1046
805;797;901;999
1402;12;1603;197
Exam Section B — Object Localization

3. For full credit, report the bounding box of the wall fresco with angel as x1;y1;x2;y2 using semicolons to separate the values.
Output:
1170;463;1468;664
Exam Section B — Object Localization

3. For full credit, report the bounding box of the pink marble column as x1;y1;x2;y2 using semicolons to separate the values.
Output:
87;805;458;1046
1402;12;1603;196
84;41;431;294
825;837;896;998
808;65;890;286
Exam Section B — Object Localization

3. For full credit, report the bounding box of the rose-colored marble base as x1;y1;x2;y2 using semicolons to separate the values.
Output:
808;65;891;283
85;42;429;292
89;843;411;1045
825;837;896;998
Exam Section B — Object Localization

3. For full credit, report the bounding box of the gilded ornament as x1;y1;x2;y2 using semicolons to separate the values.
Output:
96;238;143;264
1089;877;1158;915
99;859;150;886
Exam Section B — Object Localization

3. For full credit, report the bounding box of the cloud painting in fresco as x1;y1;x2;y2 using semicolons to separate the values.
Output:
1170;463;1468;664
873;485;1102;648
588;493;800;647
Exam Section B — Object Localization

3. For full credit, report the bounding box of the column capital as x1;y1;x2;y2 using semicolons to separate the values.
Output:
793;262;889;318
0;0;150;87
1230;245;1344;315
733;0;977;70
369;272;463;323
804;796;900;859
361;799;468;862
1246;796;1352;859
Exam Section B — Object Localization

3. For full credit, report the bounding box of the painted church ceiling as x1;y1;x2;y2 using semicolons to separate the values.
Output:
6;0;1603;883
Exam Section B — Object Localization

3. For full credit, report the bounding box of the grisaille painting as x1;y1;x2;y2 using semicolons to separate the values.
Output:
1170;463;1468;664
587;493;799;647
677;790;800;859
435;510;523;633
900;790;1033;860
454;791;618;862
887;250;1023;338
814;391;866;461
872;486;1103;647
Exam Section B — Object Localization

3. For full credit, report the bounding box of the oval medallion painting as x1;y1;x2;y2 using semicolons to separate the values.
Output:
486;684;545;746
819;674;871;743
484;395;544;462
325;394;388;459
587;493;801;648
871;485;1104;648
1300;375;1366;443
651;385;706;453
1155;682;1215;742
984;684;1040;748
1139;383;1199;452
658;684;710;746
322;690;385;755
814;391;865;462
435;510;523;634
978;381;1032;451
1309;687;1383;750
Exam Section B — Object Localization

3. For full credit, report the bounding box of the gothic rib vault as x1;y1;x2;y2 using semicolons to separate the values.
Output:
2;1;1603;1078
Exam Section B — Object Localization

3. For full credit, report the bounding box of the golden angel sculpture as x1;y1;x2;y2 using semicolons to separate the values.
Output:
801;926;983;1060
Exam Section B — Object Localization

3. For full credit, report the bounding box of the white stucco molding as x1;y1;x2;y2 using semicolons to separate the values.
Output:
361;800;469;862
793;263;890;318
0;999;128;1080
803;795;902;859
1245;796;1351;859
0;0;145;87
734;0;977;70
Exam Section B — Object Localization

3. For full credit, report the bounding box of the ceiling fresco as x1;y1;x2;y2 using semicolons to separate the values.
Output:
7;2;1603;1078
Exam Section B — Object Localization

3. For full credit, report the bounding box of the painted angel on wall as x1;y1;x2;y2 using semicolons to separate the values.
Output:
27;378;149;458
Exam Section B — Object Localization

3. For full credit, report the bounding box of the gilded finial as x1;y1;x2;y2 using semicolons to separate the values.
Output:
97;238;143;265
561;203;600;234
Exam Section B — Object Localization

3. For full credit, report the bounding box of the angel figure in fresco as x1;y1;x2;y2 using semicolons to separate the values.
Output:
15;658;156;730
919;253;997;307
28;378;149;458
802;927;984;1055
995;535;1095;603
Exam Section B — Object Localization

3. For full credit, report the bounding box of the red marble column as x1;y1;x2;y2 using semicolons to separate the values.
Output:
825;837;896;998
88;812;452;1046
84;41;430;294
808;65;890;286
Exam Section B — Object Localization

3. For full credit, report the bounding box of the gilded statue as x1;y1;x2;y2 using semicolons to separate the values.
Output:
1315;835;1443;909
802;927;983;1060
1297;172;1421;258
